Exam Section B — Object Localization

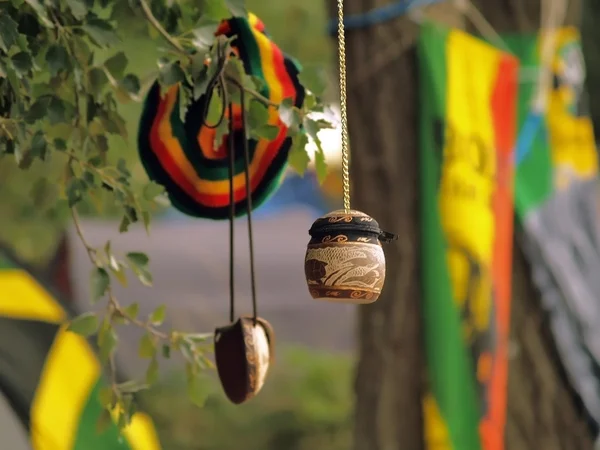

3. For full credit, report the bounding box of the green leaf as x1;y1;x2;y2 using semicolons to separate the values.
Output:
99;110;127;137
143;181;165;201
109;262;128;287
66;0;89;19
126;252;152;286
46;44;70;76
0;13;19;52
287;132;310;175
159;62;185;87
98;385;115;408
83;19;120;47
149;305;166;326
225;0;247;17
304;118;328;182
146;357;159;385
138;333;157;359
193;54;219;100
66;178;84;207
206;90;224;125
118;214;131;233
179;340;195;364
183;332;213;344
126;252;149;268
123;302;139;319
247;100;269;129
214;116;229;149
26;97;50;123
29;130;47;160
117;380;149;394
191;22;219;52
90;267;110;303
47;96;67;124
298;65;328;97
162;344;171;359
303;117;321;142
11;52;33;76
314;146;328;184
104;51;128;78
224;57;246;85
279;98;301;131
88;68;108;94
67;312;99;337
72;35;92;65
121;74;140;95
187;373;209;407
142;211;151;235
253;125;280;140
54;138;67;150
117;158;129;175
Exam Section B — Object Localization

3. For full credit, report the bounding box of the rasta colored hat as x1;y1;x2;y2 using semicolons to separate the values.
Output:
137;13;305;219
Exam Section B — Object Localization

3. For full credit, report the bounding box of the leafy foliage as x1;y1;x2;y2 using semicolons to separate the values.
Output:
143;347;353;450
0;0;333;432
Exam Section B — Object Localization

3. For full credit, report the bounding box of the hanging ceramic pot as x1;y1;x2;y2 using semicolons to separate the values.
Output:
214;316;274;404
304;209;396;304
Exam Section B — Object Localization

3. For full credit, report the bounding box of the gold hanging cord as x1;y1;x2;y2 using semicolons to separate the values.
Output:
336;0;351;213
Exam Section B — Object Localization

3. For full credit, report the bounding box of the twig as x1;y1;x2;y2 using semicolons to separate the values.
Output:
225;76;278;107
70;188;97;262
69;186;166;339
139;0;187;56
70;201;169;340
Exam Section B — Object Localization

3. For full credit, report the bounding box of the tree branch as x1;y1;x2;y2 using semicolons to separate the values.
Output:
138;0;187;56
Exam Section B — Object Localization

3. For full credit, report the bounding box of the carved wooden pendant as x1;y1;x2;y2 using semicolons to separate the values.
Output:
304;209;396;304
214;316;274;404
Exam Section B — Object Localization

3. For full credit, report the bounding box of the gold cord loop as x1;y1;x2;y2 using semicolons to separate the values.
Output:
337;0;351;213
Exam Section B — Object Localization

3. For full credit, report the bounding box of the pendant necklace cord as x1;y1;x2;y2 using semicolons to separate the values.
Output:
337;0;351;213
228;102;236;324
239;87;258;323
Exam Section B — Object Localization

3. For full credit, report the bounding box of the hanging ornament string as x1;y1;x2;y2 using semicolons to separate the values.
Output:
225;94;258;323
337;0;351;213
201;39;259;324
239;85;259;324
227;102;236;323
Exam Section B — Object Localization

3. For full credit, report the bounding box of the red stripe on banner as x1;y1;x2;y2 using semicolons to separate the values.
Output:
483;53;518;450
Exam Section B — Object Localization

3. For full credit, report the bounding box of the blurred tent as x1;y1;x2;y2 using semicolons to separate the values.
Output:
0;247;162;450
250;167;343;218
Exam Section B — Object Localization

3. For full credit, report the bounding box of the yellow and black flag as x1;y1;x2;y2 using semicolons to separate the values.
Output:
0;248;162;450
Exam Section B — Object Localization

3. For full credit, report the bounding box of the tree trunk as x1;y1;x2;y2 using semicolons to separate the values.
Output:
332;0;595;449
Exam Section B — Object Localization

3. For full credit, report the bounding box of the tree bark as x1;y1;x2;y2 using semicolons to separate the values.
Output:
332;0;595;449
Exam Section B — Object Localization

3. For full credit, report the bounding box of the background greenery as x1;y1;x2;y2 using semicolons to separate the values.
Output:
143;347;353;450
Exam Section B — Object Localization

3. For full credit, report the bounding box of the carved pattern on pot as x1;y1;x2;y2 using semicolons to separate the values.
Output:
304;209;396;303
305;243;385;292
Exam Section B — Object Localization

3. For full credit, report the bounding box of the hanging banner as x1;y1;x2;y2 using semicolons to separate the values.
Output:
418;23;518;450
505;28;600;434
0;250;163;450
